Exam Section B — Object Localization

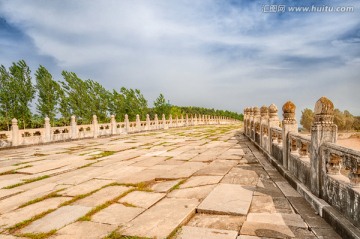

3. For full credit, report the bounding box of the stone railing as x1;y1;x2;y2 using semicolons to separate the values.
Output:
243;97;360;235
0;114;237;148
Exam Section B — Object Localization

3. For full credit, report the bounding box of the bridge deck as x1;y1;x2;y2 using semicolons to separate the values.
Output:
0;125;341;239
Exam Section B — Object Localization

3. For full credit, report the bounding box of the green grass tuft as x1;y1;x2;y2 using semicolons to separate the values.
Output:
3;175;50;189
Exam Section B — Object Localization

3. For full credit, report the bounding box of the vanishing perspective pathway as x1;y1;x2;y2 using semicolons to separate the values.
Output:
0;124;341;239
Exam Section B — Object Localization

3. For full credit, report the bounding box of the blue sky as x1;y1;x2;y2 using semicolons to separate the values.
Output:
0;0;359;117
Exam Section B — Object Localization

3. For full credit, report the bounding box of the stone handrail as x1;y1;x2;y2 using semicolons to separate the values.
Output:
0;114;237;149
243;97;360;231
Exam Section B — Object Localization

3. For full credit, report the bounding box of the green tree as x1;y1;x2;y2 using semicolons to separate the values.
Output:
86;79;110;122
300;108;314;131
109;89;126;121
35;65;61;125
0;65;13;130
8;60;36;129
170;106;183;118
120;87;148;121
154;93;170;117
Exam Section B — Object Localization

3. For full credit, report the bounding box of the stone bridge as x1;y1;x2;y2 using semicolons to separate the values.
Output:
0;107;358;238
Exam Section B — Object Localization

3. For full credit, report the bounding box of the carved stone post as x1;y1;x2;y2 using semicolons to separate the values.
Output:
249;108;254;137
92;115;98;138
194;114;197;125
70;115;78;139
268;104;279;154
185;114;189;126
260;106;269;149
181;114;184;126
253;107;260;141
190;114;194;126
110;115;117;135
310;97;337;197
136;114;141;131
175;115;179;127
154;114;159;129
44;117;51;142
282;101;298;169
125;114;130;133
11;118;19;146
162;114;167;129
244;108;248;134
146;114;150;130
169;114;173;128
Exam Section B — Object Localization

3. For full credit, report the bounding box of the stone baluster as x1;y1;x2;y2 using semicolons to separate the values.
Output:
162;114;167;129
44;117;51;143
124;114;130;133
110;115;117;135
169;114;173;128
92;115;98;138
310;97;337;197
194;114;197;125
146;114;150;130
11;118;19;146
260;106;269;148
249;108;254;137
253;107;260;141
136;114;141;131
185;114;189;126
70;115;78;139
181;114;184;126
282;101;298;169
154;114;159;129
268;104;279;154
175;115;179;127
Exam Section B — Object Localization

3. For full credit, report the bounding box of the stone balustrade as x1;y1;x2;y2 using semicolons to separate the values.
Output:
0;114;237;149
244;96;360;231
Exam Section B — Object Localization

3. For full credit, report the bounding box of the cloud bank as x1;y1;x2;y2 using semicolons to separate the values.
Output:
0;0;359;117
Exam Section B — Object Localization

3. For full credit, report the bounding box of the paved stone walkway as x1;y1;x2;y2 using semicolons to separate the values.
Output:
0;124;341;239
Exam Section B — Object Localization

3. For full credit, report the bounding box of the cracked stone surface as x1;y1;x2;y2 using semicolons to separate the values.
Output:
0;124;341;238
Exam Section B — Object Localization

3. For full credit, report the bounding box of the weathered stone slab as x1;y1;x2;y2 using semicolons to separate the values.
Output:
0;197;70;229
52;221;116;239
221;168;259;186
92;203;144;225
159;162;207;179
246;213;307;228
0;188;24;200
121;198;199;238
130;156;167;167
61;179;114;197
96;166;146;180
275;182;301;197
168;185;215;200
151;179;182;192
119;191;165;209
21;205;91;233
176;226;238;239
197;184;254;215
187;213;245;231
180;176;223;188
194;160;237;176
0;235;27;239
73;186;131;207
249;195;276;213
240;221;294;238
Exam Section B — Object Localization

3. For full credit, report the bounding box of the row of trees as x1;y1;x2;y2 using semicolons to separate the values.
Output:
0;60;243;131
300;108;360;131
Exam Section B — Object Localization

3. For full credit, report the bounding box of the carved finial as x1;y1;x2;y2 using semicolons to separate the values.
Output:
268;104;278;119
260;105;268;117
282;101;296;123
12;118;18;125
253;107;260;117
314;96;334;125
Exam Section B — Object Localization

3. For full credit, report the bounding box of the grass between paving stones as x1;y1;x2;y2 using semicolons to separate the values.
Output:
7;209;56;233
78;181;154;221
3;175;50;189
168;179;187;192
16;230;57;239
32;153;48;157
104;231;152;239
87;151;116;160
18;190;64;209
0;165;33;176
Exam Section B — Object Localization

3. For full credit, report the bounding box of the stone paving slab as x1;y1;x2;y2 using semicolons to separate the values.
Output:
151;179;182;192
119;191;166;209
61;179;114;197
51;221;116;239
221;167;259;186
179;176;223;188
91;203;144;225
194;160;237;176
176;226;238;239
73;186;131;207
0;197;71;229
121;198;199;238
198;184;254;215
168;185;216;201
21;205;91;233
187;214;246;231
240;221;295;238
159;162;207;179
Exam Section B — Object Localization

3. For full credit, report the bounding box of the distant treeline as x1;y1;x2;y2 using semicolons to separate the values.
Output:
0;60;243;130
